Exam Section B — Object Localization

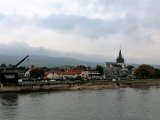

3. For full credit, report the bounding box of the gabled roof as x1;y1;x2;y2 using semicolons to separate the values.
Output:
55;69;84;75
44;71;54;76
106;62;122;68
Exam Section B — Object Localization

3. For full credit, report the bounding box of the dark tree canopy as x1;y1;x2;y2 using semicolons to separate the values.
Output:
134;64;160;79
30;67;45;78
96;65;104;76
127;65;135;71
1;63;6;68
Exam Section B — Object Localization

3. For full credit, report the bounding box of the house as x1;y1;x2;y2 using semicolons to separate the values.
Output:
85;70;101;79
24;69;30;77
24;66;37;78
44;71;54;79
53;69;85;80
105;62;123;79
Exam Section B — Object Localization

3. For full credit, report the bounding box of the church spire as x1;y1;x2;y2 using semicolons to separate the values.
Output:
119;49;122;59
116;49;124;64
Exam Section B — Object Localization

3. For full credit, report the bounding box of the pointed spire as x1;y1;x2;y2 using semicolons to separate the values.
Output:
119;49;122;59
116;49;124;63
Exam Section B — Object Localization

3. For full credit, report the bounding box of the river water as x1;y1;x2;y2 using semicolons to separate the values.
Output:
0;87;160;120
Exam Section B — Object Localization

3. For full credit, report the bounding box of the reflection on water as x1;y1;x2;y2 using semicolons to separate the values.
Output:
0;93;19;120
0;93;18;106
0;87;160;120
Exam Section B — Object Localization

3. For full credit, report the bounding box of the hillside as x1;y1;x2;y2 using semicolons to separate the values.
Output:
0;55;103;67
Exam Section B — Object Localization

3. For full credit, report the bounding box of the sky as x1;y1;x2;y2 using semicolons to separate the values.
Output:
0;0;159;64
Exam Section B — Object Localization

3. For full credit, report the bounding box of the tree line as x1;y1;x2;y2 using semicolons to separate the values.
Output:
134;64;160;79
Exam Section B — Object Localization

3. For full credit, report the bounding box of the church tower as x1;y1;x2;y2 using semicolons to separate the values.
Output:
116;49;125;65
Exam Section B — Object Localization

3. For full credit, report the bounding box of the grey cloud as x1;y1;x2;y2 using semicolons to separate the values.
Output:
0;42;56;56
0;14;6;20
0;13;141;40
39;14;133;38
0;0;158;42
0;41;158;64
38;0;160;43
39;14;150;42
143;1;160;28
0;41;108;62
100;0;160;28
98;0;146;13
0;14;34;28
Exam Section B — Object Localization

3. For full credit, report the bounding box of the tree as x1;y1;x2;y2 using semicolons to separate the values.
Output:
30;67;45;78
134;64;160;79
96;65;104;76
76;65;86;70
17;66;26;70
127;65;134;71
154;68;160;78
1;63;6;68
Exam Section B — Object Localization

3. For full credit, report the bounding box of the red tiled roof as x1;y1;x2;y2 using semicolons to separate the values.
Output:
55;69;84;75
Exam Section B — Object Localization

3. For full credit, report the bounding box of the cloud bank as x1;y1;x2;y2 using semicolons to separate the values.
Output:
0;0;159;64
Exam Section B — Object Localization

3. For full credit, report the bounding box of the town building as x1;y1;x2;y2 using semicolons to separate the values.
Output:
49;69;85;80
104;49;128;79
44;69;102;80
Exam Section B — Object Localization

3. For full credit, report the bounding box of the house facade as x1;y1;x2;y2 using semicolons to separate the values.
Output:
46;69;101;80
52;69;85;80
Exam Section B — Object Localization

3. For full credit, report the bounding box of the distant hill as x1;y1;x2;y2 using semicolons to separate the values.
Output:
1;55;160;68
0;55;103;67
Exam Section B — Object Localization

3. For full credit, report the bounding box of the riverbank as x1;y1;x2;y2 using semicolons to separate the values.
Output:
70;79;160;90
1;79;160;92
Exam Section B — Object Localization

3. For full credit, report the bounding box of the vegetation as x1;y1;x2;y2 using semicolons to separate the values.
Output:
127;65;134;71
0;63;6;68
134;64;160;79
30;67;45;78
95;65;104;76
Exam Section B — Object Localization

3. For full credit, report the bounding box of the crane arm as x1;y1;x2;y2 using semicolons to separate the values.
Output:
15;55;29;67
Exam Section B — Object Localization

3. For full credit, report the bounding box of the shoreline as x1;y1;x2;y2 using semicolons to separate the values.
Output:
1;79;160;93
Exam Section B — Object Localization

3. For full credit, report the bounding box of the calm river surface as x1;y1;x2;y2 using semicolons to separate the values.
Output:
0;87;160;120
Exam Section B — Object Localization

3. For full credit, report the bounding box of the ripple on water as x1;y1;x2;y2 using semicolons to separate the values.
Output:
0;88;160;120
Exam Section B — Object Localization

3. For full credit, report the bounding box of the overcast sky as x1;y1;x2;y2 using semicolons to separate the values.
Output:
0;0;159;64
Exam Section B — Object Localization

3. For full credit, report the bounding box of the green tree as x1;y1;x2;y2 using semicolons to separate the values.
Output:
96;65;104;76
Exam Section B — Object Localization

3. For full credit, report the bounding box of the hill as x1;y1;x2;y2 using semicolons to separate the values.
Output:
0;55;103;67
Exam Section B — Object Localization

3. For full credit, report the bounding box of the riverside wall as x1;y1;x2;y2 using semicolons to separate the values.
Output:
1;80;160;93
0;82;121;92
0;84;72;93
